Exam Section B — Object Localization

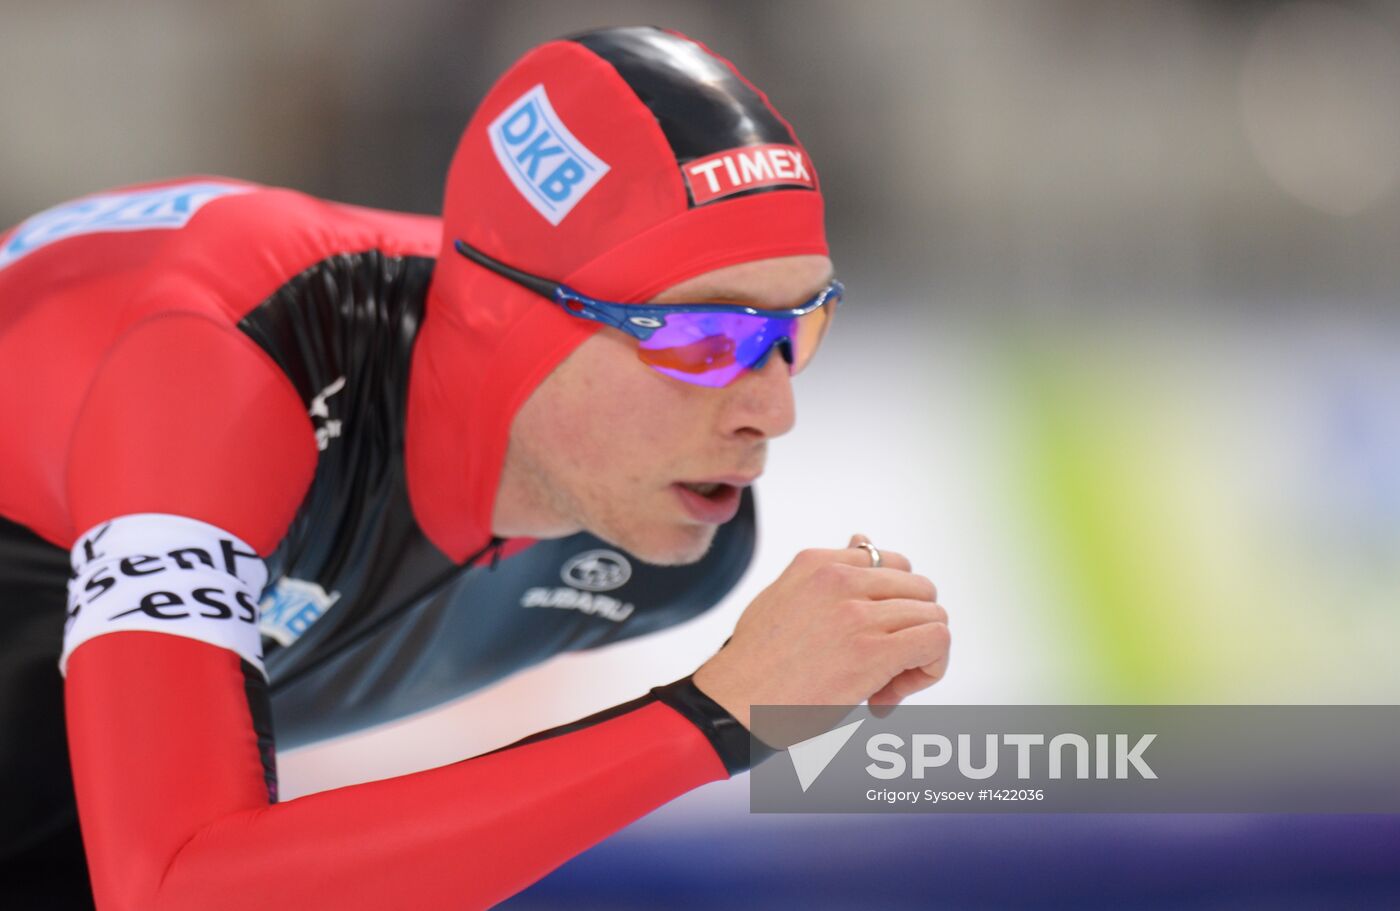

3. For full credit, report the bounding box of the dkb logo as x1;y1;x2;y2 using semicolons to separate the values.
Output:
488;84;610;225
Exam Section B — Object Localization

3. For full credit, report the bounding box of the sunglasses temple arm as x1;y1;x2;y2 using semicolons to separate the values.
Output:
454;239;562;301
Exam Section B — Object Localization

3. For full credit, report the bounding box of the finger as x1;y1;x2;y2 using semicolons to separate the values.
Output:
815;544;912;573
919;648;949;681
848;533;913;572
864;598;947;632
869;666;942;708
850;569;937;603
885;621;951;680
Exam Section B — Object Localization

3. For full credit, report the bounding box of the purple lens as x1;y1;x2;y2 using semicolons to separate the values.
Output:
637;312;795;387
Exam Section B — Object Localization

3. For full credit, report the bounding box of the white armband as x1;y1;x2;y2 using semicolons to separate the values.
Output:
63;514;269;677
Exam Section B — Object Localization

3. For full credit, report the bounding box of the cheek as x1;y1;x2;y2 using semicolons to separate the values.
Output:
598;381;692;475
546;332;713;485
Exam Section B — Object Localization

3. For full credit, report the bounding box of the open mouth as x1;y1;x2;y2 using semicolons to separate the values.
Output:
672;481;744;524
678;481;728;498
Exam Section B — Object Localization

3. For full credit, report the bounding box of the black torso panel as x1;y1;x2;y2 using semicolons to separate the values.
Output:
235;250;755;748
0;246;754;864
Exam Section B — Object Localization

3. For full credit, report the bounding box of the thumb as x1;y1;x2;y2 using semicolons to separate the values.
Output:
848;533;869;548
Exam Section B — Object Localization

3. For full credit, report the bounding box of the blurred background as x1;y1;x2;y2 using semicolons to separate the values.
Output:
6;0;1400;907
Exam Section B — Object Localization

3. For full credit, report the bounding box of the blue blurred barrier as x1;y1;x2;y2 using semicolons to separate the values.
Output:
504;814;1400;910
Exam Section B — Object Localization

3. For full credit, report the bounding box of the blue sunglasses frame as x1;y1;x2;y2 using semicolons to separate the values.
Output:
453;239;842;347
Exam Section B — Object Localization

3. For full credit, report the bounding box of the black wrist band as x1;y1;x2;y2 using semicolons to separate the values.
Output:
650;675;777;775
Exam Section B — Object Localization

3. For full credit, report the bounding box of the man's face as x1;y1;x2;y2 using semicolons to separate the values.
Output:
496;254;834;565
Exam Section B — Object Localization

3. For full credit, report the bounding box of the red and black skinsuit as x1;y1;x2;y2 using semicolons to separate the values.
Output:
0;27;826;910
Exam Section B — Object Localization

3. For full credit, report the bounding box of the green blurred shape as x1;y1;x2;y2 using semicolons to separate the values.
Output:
1004;340;1209;702
997;329;1400;704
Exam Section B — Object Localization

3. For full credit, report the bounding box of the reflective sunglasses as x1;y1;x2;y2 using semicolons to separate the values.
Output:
454;239;842;388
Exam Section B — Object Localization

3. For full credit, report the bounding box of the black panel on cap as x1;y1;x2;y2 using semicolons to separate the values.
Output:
570;26;808;206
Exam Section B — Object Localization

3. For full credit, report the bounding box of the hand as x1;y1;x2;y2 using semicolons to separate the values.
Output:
692;534;950;730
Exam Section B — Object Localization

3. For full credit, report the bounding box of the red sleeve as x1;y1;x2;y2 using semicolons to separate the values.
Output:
66;310;317;555
60;308;739;908
66;634;730;910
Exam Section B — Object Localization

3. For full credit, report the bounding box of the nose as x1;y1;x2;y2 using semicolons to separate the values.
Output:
721;352;797;441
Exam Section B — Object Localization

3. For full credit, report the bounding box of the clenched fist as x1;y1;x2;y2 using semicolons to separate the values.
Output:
692;534;950;730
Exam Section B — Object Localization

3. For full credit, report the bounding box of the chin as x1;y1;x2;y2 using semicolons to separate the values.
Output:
614;521;717;567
